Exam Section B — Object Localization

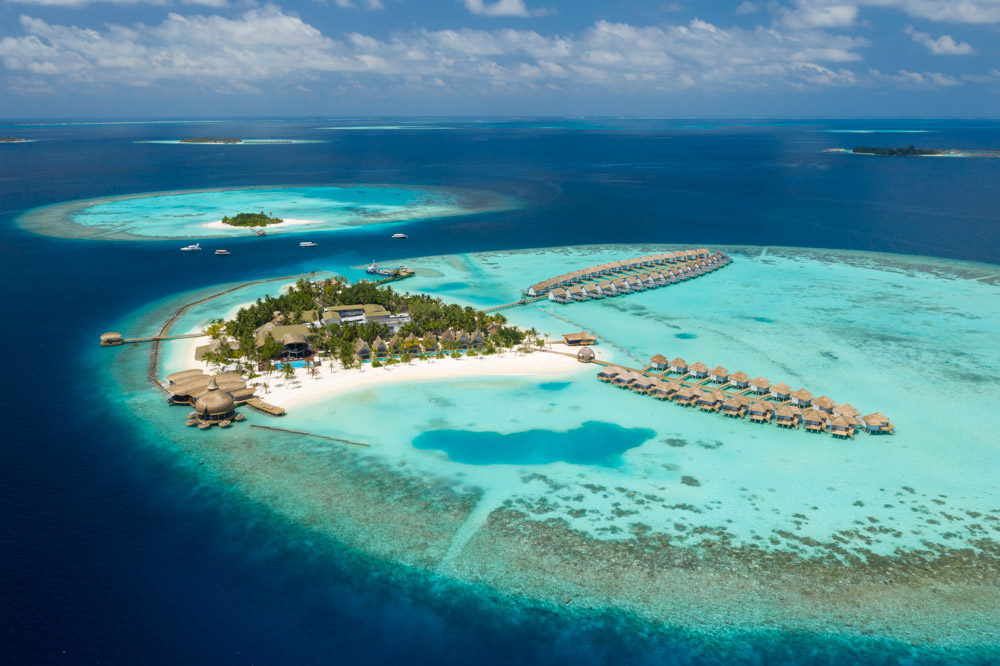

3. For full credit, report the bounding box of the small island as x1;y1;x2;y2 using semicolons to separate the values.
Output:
853;145;941;156
0;137;28;143
179;137;242;144
221;212;284;227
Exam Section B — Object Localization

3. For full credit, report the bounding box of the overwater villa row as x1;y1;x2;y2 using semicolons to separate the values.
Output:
522;249;732;301
596;356;894;438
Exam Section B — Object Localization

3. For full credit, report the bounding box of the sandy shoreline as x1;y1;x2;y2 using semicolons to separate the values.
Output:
175;336;591;410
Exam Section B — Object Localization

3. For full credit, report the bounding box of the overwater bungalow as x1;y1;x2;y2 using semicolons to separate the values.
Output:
100;331;123;346
673;387;699;406
697;391;726;412
669;357;688;374
353;338;371;361
649;354;668;370
612;278;630;293
650;380;678;400
802;409;828;433
563;331;598;346
708;366;730;383
631;375;656;394
775;405;802;428
747;401;775;423
597;366;622;382
566;285;587;301
192;378;238;427
834;403;859;418
167;368;206;385
790;388;813;408
696;248;710;258
548;288;569;302
613;370;638;388
812;395;836;413
729;371;750;389
828;415;855;439
861;413;895;435
371;335;390;359
769;382;793;401
722;395;750;418
649;271;667;285
749;376;771;394
596;280;618;296
688;361;709;379
166;373;247;406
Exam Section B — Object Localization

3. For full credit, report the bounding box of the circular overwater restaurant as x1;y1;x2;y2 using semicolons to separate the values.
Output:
164;369;251;429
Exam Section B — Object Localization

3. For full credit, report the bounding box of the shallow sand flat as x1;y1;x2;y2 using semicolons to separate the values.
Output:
111;244;1000;651
17;184;520;240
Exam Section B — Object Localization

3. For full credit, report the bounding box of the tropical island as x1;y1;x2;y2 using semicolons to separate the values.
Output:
0;137;28;143
179;137;242;144
852;145;941;156
221;211;284;227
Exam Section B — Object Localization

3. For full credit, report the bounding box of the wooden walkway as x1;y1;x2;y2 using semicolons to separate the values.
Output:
482;295;547;313
105;332;204;345
250;424;368;446
246;398;287;416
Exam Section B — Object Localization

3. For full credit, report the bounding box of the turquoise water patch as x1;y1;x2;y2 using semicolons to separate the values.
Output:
434;282;469;291
18;185;519;241
754;317;773;323
675;332;697;339
413;421;655;467
538;382;570;391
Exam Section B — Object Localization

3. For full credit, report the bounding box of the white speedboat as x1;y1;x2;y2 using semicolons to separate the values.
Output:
392;233;408;239
215;249;230;255
299;241;318;247
181;243;202;251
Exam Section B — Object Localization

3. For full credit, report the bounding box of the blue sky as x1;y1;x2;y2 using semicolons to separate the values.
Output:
1;0;998;118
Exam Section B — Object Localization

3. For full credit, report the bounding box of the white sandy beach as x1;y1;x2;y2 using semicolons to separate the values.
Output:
201;218;327;231
174;335;594;410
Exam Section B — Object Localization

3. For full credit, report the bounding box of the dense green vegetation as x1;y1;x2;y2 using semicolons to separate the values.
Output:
206;276;530;371
179;137;242;143
853;145;941;156
221;211;284;227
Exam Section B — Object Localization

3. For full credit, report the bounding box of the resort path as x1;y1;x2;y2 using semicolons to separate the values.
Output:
436;487;510;574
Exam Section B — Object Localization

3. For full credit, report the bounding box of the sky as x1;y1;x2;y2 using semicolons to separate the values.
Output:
0;0;999;118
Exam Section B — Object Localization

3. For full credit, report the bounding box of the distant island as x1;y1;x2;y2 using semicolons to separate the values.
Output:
179;137;242;144
221;212;284;227
853;145;941;156
0;137;28;143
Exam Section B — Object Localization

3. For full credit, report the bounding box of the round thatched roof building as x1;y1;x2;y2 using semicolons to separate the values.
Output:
576;347;596;363
282;333;307;346
193;378;235;421
100;332;122;345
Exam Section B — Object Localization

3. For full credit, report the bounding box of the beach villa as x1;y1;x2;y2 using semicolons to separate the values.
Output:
353;338;371;361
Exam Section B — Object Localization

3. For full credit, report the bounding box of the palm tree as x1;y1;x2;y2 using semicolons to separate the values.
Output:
308;362;320;380
282;361;297;386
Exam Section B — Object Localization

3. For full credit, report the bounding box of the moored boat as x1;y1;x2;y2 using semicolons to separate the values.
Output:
215;249;230;255
180;243;202;251
299;241;317;247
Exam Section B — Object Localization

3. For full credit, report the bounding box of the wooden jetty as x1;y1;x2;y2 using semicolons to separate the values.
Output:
247;398;286;416
100;332;203;346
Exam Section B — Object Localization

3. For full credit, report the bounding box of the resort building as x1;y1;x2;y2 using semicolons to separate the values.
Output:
549;288;569;303
631;376;656;394
729;371;750;389
100;332;123;346
673;387;699;406
191;378;237;428
422;335;439;353
722;394;750;418
353;338;371;361
697;391;726;412
317;304;412;334
769;382;793;401
812;396;836;413
829;415;855;439
708;366;730;383
597;366;622;382
563;332;598;346
668;358;688;374
688;361;709;379
576;347;596;363
613;371;638;388
861;413;895;434
802;409;828;433
790;388;814;408
649;380;677;400
649;354;668;370
281;333;310;360
748;402;775;423
371;336;390;359
775;405;802;428
834;403;859;418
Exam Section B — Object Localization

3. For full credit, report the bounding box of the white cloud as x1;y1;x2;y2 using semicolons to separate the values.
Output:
5;0;166;6
904;26;974;54
182;0;230;7
778;0;1000;26
736;2;761;14
332;0;385;8
870;67;962;86
461;0;546;18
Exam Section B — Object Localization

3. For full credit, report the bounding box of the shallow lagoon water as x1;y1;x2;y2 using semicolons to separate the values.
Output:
105;242;1000;656
17;184;518;240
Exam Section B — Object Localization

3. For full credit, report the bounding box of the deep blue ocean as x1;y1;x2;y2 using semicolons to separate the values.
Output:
2;118;999;665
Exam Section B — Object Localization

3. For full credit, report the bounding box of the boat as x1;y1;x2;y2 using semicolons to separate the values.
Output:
299;241;318;247
392;233;408;239
180;243;202;251
215;249;230;256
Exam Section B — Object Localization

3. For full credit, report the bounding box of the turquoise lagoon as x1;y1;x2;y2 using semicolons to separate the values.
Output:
118;244;1000;650
17;184;518;240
